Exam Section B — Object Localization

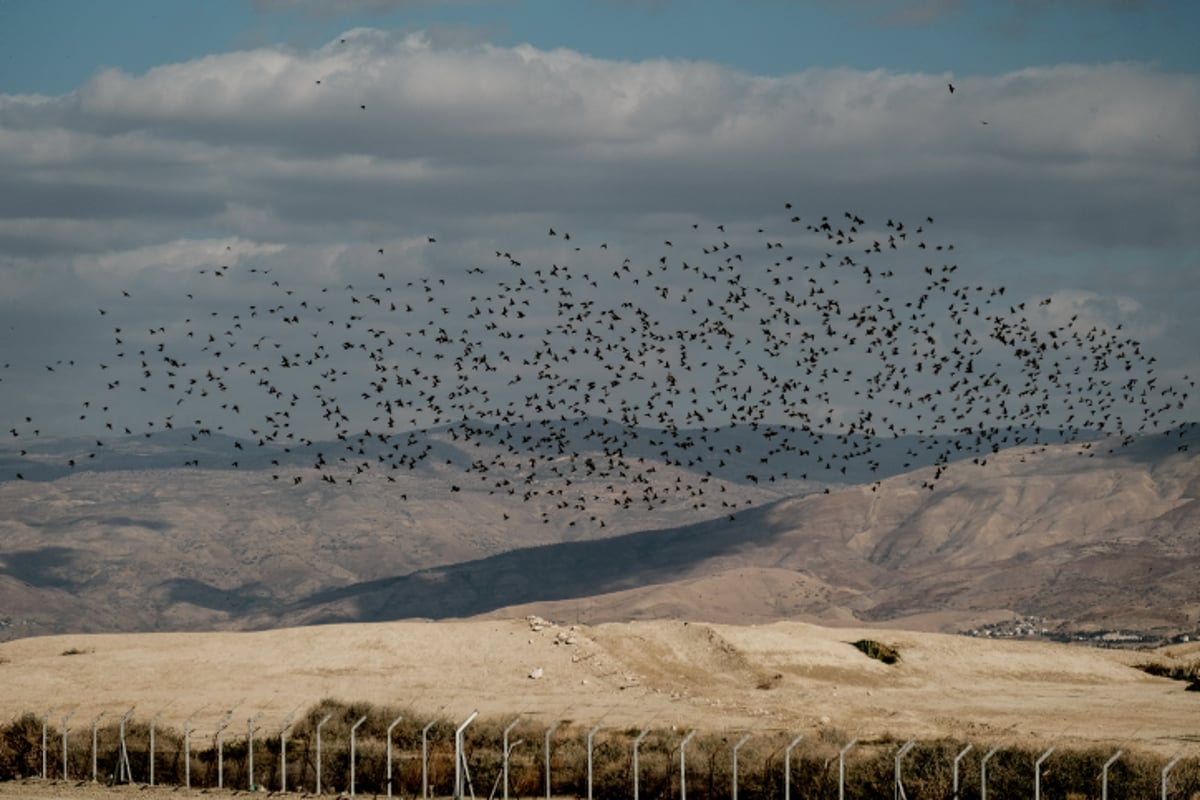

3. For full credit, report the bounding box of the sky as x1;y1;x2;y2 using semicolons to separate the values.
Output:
1;0;1198;460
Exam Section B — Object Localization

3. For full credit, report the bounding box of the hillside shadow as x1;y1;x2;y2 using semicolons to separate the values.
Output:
0;546;83;591
1104;423;1200;464
285;497;799;623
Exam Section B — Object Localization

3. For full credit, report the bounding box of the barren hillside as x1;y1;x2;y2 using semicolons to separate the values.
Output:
271;434;1200;635
1;428;1197;640
0;618;1197;757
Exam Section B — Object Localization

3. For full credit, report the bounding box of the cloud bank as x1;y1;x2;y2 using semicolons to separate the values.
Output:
1;30;1196;439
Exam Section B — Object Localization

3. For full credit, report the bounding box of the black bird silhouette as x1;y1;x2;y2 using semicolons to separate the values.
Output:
3;200;1191;527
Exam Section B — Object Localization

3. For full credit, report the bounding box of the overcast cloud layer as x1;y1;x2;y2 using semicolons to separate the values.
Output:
1;28;1198;444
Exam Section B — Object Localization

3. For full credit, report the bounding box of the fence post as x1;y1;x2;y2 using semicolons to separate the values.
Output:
1035;747;1055;800
783;735;803;800
280;711;299;794
503;718;521;800
41;710;52;780
679;730;697;800
544;721;563;800
216;711;233;789
183;715;196;790
455;710;479;800
632;729;650;800
1102;750;1123;800
422;720;437;800
247;713;263;791
587;724;604;800
349;715;368;797
149;709;167;787
116;708;134;784
732;734;751;800
1161;753;1183;800
894;740;916;800
61;712;73;781
980;745;1001;800
90;712;106;783
385;715;404;798
315;713;333;795
837;739;857;800
953;744;973;800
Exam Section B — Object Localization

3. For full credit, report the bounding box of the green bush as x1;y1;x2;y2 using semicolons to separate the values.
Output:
851;638;901;664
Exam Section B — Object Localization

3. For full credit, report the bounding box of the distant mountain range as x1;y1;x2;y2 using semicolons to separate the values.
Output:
1;420;1196;641
1;416;1105;484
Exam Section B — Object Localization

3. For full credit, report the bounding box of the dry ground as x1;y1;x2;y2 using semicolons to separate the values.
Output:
0;782;244;800
2;618;1197;758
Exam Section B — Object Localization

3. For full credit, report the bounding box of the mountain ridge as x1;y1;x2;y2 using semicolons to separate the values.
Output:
1;424;1197;641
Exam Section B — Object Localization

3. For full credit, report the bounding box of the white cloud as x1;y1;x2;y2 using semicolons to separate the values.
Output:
75;238;287;280
0;30;1197;437
1;32;1194;259
1024;289;1165;342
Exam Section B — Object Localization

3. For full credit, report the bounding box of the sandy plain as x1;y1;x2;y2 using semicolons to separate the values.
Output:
1;616;1197;762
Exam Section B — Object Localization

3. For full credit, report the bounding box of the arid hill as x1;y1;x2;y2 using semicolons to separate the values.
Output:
0;617;1197;757
1;427;1197;639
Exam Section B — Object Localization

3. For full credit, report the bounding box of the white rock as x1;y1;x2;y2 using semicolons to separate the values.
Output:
529;667;544;679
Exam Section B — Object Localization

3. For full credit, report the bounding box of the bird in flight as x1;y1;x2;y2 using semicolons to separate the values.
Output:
2;198;1190;530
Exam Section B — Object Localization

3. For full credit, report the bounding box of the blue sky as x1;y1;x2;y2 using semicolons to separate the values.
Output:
3;0;1200;96
0;0;1197;456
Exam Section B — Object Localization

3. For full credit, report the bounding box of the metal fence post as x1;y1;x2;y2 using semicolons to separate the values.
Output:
247;713;263;791
90;712;106;783
1161;753;1183;800
679;730;697;800
315;713;333;795
61;712;73;781
183;714;196;790
632;729;650;800
980;745;1001;800
837;739;857;800
349;715;368;797
587;724;604;800
386;715;404;798
455;711;479;800
894;740;916;800
280;711;299;794
544;721;562;800
1035;747;1055;800
783;735;803;800
953;744;973;800
41;710;51;780
1102;750;1123;800
732;734;751;800
422;720;437;800
216;711;233;790
503;718;521;800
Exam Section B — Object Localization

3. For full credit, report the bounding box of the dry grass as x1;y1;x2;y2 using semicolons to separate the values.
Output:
1;704;1198;800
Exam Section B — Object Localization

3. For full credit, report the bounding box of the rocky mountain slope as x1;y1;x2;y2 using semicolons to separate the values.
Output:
1;426;1197;640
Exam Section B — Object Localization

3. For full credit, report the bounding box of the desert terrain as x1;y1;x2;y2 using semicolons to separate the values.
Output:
3;428;1199;642
3;428;1199;796
1;616;1197;759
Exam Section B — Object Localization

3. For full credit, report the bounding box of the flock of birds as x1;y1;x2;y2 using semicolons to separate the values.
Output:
3;200;1193;524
